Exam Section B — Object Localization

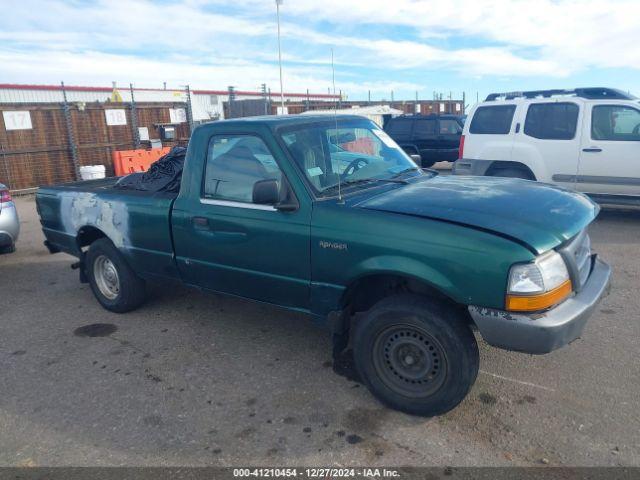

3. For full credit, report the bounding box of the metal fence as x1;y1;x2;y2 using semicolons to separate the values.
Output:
0;88;193;191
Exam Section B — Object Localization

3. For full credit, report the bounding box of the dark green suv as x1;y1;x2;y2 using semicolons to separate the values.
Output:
384;114;465;167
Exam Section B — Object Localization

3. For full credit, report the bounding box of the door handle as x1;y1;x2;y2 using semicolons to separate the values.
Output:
192;216;247;241
582;147;602;153
192;216;209;228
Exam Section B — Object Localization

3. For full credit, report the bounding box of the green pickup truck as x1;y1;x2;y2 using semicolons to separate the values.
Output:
37;115;611;416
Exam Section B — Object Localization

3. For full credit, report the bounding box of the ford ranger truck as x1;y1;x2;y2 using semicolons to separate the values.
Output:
36;115;611;416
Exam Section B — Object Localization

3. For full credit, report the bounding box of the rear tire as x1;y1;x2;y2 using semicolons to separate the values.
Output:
489;167;534;180
0;243;15;254
85;238;146;313
352;294;479;416
421;159;436;168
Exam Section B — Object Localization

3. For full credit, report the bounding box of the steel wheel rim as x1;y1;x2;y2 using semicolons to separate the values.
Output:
372;322;448;398
93;255;120;300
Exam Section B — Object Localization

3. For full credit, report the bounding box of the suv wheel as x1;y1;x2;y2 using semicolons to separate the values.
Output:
490;167;534;180
421;159;436;168
352;294;479;416
85;238;147;313
0;243;15;254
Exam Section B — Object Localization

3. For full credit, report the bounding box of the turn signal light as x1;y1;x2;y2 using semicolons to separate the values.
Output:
506;279;572;312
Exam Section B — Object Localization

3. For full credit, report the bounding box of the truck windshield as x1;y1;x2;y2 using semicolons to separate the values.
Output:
280;120;418;195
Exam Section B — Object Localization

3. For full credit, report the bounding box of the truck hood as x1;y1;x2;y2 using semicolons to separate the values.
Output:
356;175;599;254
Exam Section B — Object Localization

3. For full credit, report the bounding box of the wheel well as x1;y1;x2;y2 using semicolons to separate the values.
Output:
77;226;107;250
486;161;536;180
331;274;470;356
401;145;419;155
341;274;457;315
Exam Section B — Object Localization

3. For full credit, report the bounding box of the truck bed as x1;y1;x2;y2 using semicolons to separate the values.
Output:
37;177;181;281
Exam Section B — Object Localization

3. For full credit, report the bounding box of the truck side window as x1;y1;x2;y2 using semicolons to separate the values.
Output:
413;119;436;136
386;119;413;137
469;105;516;134
524;102;578;140
592;105;640;141
438;119;461;135
203;135;282;203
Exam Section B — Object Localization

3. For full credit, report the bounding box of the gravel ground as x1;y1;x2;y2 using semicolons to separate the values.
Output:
0;194;638;467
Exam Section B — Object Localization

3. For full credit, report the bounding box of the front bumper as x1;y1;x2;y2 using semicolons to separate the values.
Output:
469;256;611;354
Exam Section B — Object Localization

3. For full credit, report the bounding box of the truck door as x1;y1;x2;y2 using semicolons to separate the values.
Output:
171;132;311;310
576;103;640;197
436;117;463;162
412;117;438;165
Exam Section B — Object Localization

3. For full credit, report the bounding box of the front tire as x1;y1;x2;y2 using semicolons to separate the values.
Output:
85;238;146;313
352;294;479;416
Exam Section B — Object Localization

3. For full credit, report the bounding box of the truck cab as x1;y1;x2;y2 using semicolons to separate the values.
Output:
37;115;611;417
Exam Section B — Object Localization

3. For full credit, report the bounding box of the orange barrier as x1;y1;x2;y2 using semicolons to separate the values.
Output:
341;137;375;155
112;147;171;176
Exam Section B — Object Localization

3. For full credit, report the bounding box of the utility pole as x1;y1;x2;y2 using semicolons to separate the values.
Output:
275;0;285;113
261;83;268;115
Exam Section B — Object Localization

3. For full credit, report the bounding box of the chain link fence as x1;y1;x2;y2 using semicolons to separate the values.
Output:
0;86;193;191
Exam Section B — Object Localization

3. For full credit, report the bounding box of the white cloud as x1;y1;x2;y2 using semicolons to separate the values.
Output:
0;0;639;96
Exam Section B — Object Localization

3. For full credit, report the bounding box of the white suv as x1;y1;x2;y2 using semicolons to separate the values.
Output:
454;88;640;206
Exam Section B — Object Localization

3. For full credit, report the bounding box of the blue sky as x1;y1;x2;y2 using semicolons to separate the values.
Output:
1;0;639;104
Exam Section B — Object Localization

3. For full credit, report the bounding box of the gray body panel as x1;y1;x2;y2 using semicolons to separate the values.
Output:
0;188;20;247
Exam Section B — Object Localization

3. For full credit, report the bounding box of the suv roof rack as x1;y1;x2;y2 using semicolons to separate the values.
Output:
485;87;636;102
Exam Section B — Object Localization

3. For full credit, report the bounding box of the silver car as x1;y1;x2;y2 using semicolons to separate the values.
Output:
0;183;19;253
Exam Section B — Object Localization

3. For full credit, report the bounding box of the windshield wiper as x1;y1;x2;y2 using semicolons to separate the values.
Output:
390;167;438;179
322;177;408;195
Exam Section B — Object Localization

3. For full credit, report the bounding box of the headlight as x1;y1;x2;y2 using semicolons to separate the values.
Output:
506;251;572;312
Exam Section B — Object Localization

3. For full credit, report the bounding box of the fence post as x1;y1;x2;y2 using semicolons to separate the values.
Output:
61;82;81;180
0;148;11;190
130;83;140;149
184;85;194;134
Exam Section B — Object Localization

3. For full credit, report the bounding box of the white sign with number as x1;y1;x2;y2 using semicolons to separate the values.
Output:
105;109;127;126
169;108;187;124
138;127;150;141
3;110;33;131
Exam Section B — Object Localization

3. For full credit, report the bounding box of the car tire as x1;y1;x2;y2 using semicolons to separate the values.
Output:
421;159;436;168
352;293;479;416
490;167;534;180
85;238;147;313
0;243;15;254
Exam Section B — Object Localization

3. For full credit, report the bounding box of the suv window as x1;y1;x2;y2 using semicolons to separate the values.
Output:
592;105;640;141
386;119;413;136
204;135;282;203
469;105;516;134
413;119;436;136
439;119;461;135
524;102;579;140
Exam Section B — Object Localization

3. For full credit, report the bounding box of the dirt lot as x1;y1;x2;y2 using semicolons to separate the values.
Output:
0;194;638;467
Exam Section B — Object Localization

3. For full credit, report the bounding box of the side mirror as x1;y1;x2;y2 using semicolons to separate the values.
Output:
410;154;421;164
253;179;280;205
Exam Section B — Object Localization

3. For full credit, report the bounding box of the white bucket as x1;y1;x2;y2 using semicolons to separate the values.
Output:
79;165;106;180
